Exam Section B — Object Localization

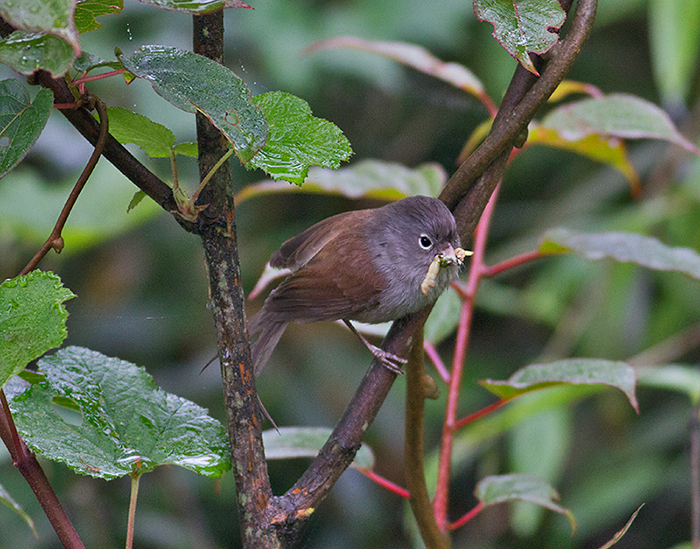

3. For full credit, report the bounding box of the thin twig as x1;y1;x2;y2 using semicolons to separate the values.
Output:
359;468;410;499
692;404;700;549
20;99;109;275
481;250;546;278
405;324;451;549
433;186;500;529
424;340;451;383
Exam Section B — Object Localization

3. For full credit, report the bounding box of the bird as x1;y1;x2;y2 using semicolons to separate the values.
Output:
248;195;466;376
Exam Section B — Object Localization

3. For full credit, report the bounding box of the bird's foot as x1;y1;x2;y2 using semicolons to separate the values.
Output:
366;343;407;374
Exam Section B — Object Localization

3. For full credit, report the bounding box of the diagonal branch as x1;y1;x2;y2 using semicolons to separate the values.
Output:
267;0;599;546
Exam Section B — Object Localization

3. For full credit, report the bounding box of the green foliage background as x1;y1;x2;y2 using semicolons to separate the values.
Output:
1;0;700;547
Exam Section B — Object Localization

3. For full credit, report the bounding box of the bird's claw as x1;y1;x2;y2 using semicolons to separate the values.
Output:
368;344;407;374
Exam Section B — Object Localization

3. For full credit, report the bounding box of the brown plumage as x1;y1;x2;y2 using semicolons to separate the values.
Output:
248;195;462;375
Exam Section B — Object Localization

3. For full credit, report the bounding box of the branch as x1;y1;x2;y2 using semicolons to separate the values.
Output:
440;0;598;238
0;392;85;548
405;324;450;548
20;99;109;275
266;1;599;544
268;311;429;544
191;12;276;549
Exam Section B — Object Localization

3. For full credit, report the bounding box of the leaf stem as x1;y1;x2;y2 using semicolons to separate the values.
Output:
359;468;410;499
447;502;484;531
126;473;141;549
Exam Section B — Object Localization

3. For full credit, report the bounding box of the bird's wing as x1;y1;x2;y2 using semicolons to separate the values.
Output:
270;210;370;271
263;229;384;323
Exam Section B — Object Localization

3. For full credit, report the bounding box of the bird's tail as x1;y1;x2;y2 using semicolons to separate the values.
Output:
248;310;287;376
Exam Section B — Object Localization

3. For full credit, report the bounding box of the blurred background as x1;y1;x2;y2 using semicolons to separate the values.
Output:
1;0;700;547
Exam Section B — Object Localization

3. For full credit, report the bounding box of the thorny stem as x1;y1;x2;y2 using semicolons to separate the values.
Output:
19;99;109;275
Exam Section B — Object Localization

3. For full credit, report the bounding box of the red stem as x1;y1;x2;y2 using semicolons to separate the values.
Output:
448;502;485;531
359;468;410;499
424;341;451;383
433;185;501;529
72;69;128;86
481;249;545;278
454;399;509;431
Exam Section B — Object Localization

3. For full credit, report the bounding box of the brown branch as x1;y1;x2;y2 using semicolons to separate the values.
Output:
191;12;276;549
32;70;179;216
440;0;598;239
20;99;109;275
405;325;450;548
0;391;85;548
268;311;428;544
266;1;599;545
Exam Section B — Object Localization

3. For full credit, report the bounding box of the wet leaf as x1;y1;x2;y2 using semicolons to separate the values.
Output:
247;91;352;185
0;30;76;77
473;0;566;74
120;45;267;163
0;80;53;178
9;346;231;479
0;271;74;388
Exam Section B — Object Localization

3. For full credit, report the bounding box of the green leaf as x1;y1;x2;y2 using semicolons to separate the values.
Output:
541;228;700;280
237;159;445;203
473;0;566;75
263;427;374;470
74;0;124;34
424;287;462;345
528;124;640;192
172;141;198;157
0;272;75;388
476;473;576;532
541;94;700;154
0;0;80;54
73;51;122;73
480;359;638;412
9;346;231;479
649;0;700;107
638;365;700;405
136;0;252;15
0;484;36;536
101;106;175;158
0;80;53;178
597;504;644;549
307;37;485;101
119;45;267;163
247;91;352;185
0;30;76;77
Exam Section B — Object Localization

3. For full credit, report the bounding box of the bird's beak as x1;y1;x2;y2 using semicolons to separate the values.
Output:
439;244;459;266
436;245;473;267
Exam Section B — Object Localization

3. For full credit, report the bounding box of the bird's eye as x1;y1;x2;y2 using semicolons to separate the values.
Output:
419;234;433;250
